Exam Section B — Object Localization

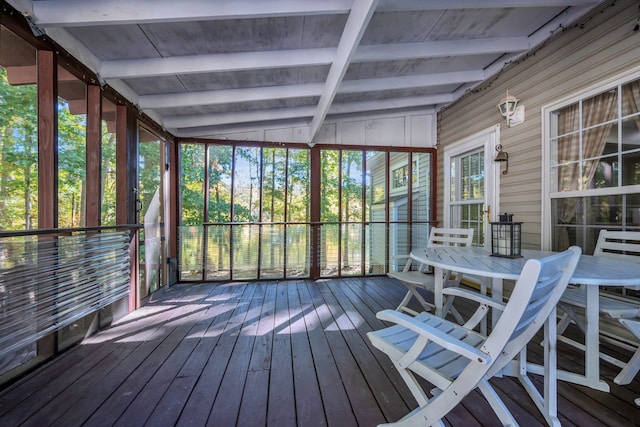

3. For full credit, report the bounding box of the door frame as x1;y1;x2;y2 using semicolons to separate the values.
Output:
443;125;501;248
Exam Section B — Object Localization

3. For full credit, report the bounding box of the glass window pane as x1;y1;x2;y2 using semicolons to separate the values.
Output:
622;79;640;117
286;149;309;222
583;89;617;128
321;150;339;223
206;224;230;280
100;97;117;226
0;29;37;231
232;224;258;279
260;224;284;279
181;144;205;225
208;145;233;222
262;147;286;223
57;65;87;228
554;102;579;136
234;147;260;222
342;150;363;222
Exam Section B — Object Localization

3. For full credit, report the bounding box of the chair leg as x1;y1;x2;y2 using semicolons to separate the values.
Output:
613;348;640;385
396;290;415;313
442;295;464;324
556;304;586;333
556;312;572;334
477;379;519;426
396;286;435;316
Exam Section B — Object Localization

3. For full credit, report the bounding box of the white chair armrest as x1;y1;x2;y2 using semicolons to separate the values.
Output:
443;288;507;311
376;309;491;364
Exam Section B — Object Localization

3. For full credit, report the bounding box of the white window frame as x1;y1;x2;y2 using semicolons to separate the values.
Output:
541;66;640;250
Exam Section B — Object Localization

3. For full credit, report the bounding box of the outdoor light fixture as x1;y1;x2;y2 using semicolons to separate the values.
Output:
494;144;508;175
498;90;525;127
490;213;522;258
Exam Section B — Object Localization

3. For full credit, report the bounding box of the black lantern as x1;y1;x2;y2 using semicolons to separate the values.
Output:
490;213;522;258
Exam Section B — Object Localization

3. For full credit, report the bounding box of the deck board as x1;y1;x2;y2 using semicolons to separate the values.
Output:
1;277;639;426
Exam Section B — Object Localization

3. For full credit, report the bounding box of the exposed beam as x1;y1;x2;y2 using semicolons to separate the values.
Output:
174;119;312;139
162;107;316;129
100;37;528;79
338;71;484;94
162;93;451;128
30;0;354;26
327;94;453;114
138;71;482;109
138;84;324;109
308;0;379;145
353;37;530;63
100;49;336;79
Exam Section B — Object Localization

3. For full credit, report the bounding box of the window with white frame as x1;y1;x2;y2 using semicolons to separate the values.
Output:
545;74;640;254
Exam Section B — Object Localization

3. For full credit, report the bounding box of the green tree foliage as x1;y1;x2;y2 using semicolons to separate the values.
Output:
180;143;205;225
100;128;117;226
57;101;87;228
0;68;38;230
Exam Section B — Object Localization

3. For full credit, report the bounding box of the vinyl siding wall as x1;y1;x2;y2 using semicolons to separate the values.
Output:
437;0;640;249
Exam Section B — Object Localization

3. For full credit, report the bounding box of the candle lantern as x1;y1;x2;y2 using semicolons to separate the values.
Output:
490;213;522;258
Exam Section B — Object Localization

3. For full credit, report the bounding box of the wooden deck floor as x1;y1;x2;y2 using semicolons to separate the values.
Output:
1;277;639;426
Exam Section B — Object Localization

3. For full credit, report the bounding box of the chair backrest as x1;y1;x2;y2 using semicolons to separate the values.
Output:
594;230;640;262
484;246;582;378
427;227;474;248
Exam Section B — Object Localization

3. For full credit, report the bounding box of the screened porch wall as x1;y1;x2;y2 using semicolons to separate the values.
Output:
178;143;436;281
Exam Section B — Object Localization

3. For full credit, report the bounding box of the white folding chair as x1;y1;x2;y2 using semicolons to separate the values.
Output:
557;229;640;385
388;227;473;322
369;247;581;427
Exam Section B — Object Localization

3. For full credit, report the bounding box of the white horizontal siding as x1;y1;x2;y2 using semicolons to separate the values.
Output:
437;0;640;248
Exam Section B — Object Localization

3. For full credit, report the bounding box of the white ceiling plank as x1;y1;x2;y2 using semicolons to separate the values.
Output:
100;48;336;79
308;0;379;145
163;107;317;128
175;119;311;139
354;37;530;62
31;0;354;27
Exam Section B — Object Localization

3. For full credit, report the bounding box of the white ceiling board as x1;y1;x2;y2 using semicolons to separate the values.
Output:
2;0;605;140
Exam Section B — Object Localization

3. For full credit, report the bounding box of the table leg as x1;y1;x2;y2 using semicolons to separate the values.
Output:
434;266;444;317
585;285;599;383
543;307;560;426
491;277;503;330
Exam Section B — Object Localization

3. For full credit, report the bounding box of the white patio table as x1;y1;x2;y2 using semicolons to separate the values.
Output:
409;246;640;426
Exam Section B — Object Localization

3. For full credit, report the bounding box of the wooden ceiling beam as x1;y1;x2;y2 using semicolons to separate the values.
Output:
308;0;379;145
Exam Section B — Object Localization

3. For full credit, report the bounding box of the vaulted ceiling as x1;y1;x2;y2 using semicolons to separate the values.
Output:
6;0;605;144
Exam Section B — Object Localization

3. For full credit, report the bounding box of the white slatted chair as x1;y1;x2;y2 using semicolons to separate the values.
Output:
369;247;581;427
557;229;640;385
388;227;473;322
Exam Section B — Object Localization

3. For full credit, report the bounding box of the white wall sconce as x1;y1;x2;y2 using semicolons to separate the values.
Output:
495;144;508;175
498;90;525;127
